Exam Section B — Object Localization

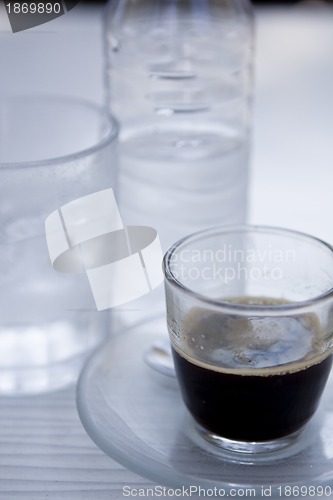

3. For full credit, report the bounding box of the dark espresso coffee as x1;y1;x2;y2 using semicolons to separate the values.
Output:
172;297;333;442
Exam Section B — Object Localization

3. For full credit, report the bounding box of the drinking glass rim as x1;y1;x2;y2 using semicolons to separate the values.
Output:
163;225;333;315
0;95;119;169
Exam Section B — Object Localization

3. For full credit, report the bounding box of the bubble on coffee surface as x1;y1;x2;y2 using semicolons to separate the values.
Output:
182;297;323;370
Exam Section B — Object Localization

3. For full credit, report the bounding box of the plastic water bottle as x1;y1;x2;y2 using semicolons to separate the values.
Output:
105;0;254;252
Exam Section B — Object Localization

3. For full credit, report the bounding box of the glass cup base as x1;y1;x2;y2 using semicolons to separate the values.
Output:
0;353;89;396
194;421;307;456
0;322;107;395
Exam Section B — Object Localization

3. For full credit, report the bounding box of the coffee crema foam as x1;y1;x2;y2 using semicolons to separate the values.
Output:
174;296;330;376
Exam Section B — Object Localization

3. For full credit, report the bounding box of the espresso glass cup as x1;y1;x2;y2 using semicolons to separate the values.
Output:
163;226;333;454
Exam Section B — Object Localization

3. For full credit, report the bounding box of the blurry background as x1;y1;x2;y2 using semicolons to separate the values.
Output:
1;0;333;243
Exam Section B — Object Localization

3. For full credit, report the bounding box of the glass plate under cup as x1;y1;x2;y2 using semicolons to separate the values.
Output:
76;316;333;495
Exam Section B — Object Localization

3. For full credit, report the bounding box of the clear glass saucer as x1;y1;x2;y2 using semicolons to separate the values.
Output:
76;316;333;494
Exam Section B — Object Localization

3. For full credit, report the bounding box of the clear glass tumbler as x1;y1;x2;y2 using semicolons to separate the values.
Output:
164;226;333;454
0;96;118;395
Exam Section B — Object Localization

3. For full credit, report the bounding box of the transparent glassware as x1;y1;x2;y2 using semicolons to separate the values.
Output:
105;0;254;251
105;0;254;342
0;96;118;395
163;226;333;454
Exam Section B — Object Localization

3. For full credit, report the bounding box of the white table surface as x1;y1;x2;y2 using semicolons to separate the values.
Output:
1;3;333;498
